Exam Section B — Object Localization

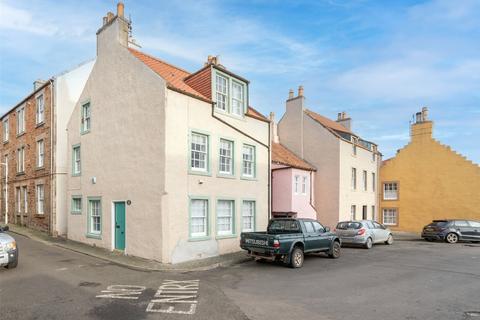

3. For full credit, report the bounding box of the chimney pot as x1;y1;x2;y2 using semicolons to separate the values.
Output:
117;2;124;18
421;106;428;121
106;12;114;23
288;89;294;99
337;112;342;120
415;112;422;123
298;85;304;97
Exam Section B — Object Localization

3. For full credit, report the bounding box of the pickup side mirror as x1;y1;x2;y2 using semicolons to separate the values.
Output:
324;227;330;233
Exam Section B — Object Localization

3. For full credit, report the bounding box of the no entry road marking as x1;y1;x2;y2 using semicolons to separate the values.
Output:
146;280;200;315
96;285;146;300
95;280;201;315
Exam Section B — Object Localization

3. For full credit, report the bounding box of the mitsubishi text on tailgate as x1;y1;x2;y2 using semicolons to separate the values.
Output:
240;218;341;268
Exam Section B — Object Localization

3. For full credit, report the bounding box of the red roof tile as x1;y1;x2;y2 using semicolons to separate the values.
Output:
128;48;209;102
272;143;316;171
304;109;352;134
246;106;269;122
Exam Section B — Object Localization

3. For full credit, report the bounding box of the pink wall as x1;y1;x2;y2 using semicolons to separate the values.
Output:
272;165;317;219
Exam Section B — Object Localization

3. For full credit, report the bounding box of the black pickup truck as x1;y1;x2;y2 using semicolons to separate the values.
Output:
240;218;341;268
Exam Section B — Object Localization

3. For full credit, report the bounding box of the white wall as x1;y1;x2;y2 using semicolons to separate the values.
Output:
54;60;95;236
164;90;270;264
339;140;378;222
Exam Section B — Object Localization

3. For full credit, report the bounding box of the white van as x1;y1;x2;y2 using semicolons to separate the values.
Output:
0;226;18;269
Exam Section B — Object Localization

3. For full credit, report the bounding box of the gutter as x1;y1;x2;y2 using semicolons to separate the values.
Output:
210;103;271;220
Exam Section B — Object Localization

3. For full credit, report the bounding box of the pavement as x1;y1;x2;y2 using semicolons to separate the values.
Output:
7;224;252;272
2;230;480;320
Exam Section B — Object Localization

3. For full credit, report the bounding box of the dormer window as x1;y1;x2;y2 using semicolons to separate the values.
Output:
232;81;244;116
214;70;247;117
216;74;228;111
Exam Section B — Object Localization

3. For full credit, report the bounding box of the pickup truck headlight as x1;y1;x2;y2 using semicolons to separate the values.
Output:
5;241;16;251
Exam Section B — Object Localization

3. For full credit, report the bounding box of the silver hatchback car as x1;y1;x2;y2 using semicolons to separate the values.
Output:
335;220;393;249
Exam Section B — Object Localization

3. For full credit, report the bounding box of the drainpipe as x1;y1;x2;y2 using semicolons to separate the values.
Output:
50;79;55;236
210;103;271;220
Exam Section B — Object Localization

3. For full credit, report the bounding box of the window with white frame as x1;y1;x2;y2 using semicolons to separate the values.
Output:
372;172;376;192
352;144;357;155
351;168;357;190
242;200;255;232
302;176;307;194
15;187;20;214
231;81;244;116
351;205;356;220
3;155;7;177
22;186;27;214
88;199;101;235
217;200;234;236
71;196;82;214
372;205;375;220
190;199;208;238
16;106;25;135
36;184;44;214
294;175;300;193
81;102;91;133
2;118;8;142
36;94;44;124
219;139;233;175
363;170;367;191
242;144;255;177
72;145;81;175
383;182;398;200
383;208;397;225
216;74;228;111
37;140;44;167
190;133;208;172
17;146;25;173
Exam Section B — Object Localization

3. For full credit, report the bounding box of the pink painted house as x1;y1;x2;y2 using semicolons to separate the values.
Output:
270;113;317;219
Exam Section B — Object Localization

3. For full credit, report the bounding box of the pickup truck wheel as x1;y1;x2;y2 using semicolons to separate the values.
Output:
328;241;341;259
290;247;304;268
6;257;18;269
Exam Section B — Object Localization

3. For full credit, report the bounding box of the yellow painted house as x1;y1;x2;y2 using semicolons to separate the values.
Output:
380;107;480;232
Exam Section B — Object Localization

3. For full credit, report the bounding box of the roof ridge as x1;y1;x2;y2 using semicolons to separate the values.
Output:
128;47;191;76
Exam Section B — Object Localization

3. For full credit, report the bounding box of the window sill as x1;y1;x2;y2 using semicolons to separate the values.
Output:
35;122;45;128
70;211;82;215
16;172;25;177
86;233;102;240
188;170;212;177
215;109;246;121
188;236;211;242
80;129;91;136
382;199;398;201
34;214;45;218
16;132;25;138
71;173;81;177
216;173;235;179
215;234;237;240
240;176;257;181
3;140;8;145
35;166;45;171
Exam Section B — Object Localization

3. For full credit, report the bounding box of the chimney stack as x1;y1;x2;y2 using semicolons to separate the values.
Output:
298;85;304;97
336;111;351;130
33;79;46;91
411;107;433;140
288;89;294;100
117;2;124;18
269;112;279;143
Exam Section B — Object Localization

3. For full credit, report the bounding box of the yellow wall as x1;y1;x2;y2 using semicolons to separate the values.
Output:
380;120;480;232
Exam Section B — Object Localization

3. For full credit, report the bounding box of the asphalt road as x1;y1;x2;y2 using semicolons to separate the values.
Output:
1;234;480;320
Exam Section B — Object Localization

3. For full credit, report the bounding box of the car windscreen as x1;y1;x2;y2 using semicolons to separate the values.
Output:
429;221;449;227
336;222;362;230
268;220;301;233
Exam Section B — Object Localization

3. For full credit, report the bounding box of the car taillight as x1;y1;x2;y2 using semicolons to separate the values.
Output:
357;228;366;236
273;239;280;248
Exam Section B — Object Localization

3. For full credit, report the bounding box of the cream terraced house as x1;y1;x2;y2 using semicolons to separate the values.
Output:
277;87;380;228
66;3;270;264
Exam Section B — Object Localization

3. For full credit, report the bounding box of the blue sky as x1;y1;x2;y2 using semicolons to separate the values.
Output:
1;0;479;162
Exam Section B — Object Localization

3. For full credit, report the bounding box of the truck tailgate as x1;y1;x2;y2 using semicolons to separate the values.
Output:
240;232;275;253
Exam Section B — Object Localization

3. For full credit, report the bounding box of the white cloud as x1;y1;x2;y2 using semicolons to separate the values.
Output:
0;1;58;36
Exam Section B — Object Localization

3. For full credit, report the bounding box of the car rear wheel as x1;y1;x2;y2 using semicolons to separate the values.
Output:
445;233;458;244
385;234;394;245
364;237;373;249
289;247;304;268
328;241;341;259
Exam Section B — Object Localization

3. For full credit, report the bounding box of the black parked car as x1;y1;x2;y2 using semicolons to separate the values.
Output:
421;220;480;243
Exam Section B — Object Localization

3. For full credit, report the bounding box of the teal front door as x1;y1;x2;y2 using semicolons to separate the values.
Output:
114;202;126;250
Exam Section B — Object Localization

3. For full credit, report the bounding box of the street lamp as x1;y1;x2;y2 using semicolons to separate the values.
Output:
1;162;8;225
